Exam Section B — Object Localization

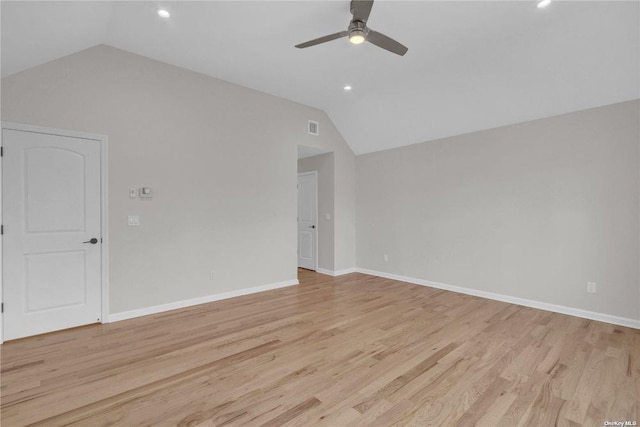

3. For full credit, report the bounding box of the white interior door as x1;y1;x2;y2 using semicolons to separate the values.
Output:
3;128;102;340
297;172;317;270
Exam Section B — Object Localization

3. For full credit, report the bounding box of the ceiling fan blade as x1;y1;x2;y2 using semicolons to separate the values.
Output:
367;30;408;56
295;31;348;49
351;0;374;23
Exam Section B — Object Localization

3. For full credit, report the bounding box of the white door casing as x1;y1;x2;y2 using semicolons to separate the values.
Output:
2;125;107;340
297;172;317;270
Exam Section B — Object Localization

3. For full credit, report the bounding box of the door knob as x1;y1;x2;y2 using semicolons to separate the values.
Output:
83;238;99;244
309;225;316;229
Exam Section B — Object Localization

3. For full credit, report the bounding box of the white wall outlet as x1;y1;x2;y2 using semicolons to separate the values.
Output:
128;215;140;226
587;282;597;293
210;270;215;280
129;188;137;198
383;254;389;262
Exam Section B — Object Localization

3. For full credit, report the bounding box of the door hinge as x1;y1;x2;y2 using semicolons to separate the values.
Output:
1;146;3;157
1;225;3;235
1;303;4;313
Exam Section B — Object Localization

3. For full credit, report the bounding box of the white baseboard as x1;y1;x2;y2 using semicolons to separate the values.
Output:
356;268;640;330
316;267;357;277
107;279;299;323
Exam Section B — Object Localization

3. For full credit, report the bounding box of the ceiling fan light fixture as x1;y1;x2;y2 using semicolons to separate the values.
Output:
349;30;367;45
348;21;368;45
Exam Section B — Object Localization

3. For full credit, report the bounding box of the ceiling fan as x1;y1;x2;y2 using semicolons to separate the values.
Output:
295;0;408;56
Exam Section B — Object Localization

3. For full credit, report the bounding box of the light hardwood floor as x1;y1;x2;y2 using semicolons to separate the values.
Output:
1;269;638;426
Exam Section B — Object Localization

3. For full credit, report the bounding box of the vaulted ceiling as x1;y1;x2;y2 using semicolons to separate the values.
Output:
2;1;639;154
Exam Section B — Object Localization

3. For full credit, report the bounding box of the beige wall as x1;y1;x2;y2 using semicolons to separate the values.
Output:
334;150;357;271
3;44;636;324
298;153;335;271
357;100;640;322
1;45;356;314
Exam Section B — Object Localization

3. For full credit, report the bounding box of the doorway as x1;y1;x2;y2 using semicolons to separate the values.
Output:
297;147;335;276
297;171;317;270
1;123;108;341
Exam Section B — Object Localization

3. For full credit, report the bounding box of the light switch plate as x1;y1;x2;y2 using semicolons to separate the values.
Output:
139;187;153;198
129;188;137;198
128;215;140;226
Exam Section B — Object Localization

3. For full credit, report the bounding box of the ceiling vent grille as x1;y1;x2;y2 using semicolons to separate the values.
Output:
308;120;319;136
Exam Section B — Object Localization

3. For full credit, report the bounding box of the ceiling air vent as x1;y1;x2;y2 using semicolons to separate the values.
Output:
308;120;319;136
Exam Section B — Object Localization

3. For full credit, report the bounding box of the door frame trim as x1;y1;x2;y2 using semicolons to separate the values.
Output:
297;170;318;271
0;122;109;343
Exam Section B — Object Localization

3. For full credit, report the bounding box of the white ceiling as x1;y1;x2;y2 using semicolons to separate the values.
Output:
2;1;639;154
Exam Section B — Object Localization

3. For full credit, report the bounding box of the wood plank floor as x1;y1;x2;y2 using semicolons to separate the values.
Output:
1;269;638;426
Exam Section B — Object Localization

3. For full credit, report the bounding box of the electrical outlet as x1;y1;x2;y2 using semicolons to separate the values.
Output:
127;215;140;226
383;254;389;262
587;282;597;293
210;270;215;280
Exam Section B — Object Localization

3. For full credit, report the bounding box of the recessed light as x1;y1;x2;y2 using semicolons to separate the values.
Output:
537;0;551;8
157;9;170;18
344;85;352;91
